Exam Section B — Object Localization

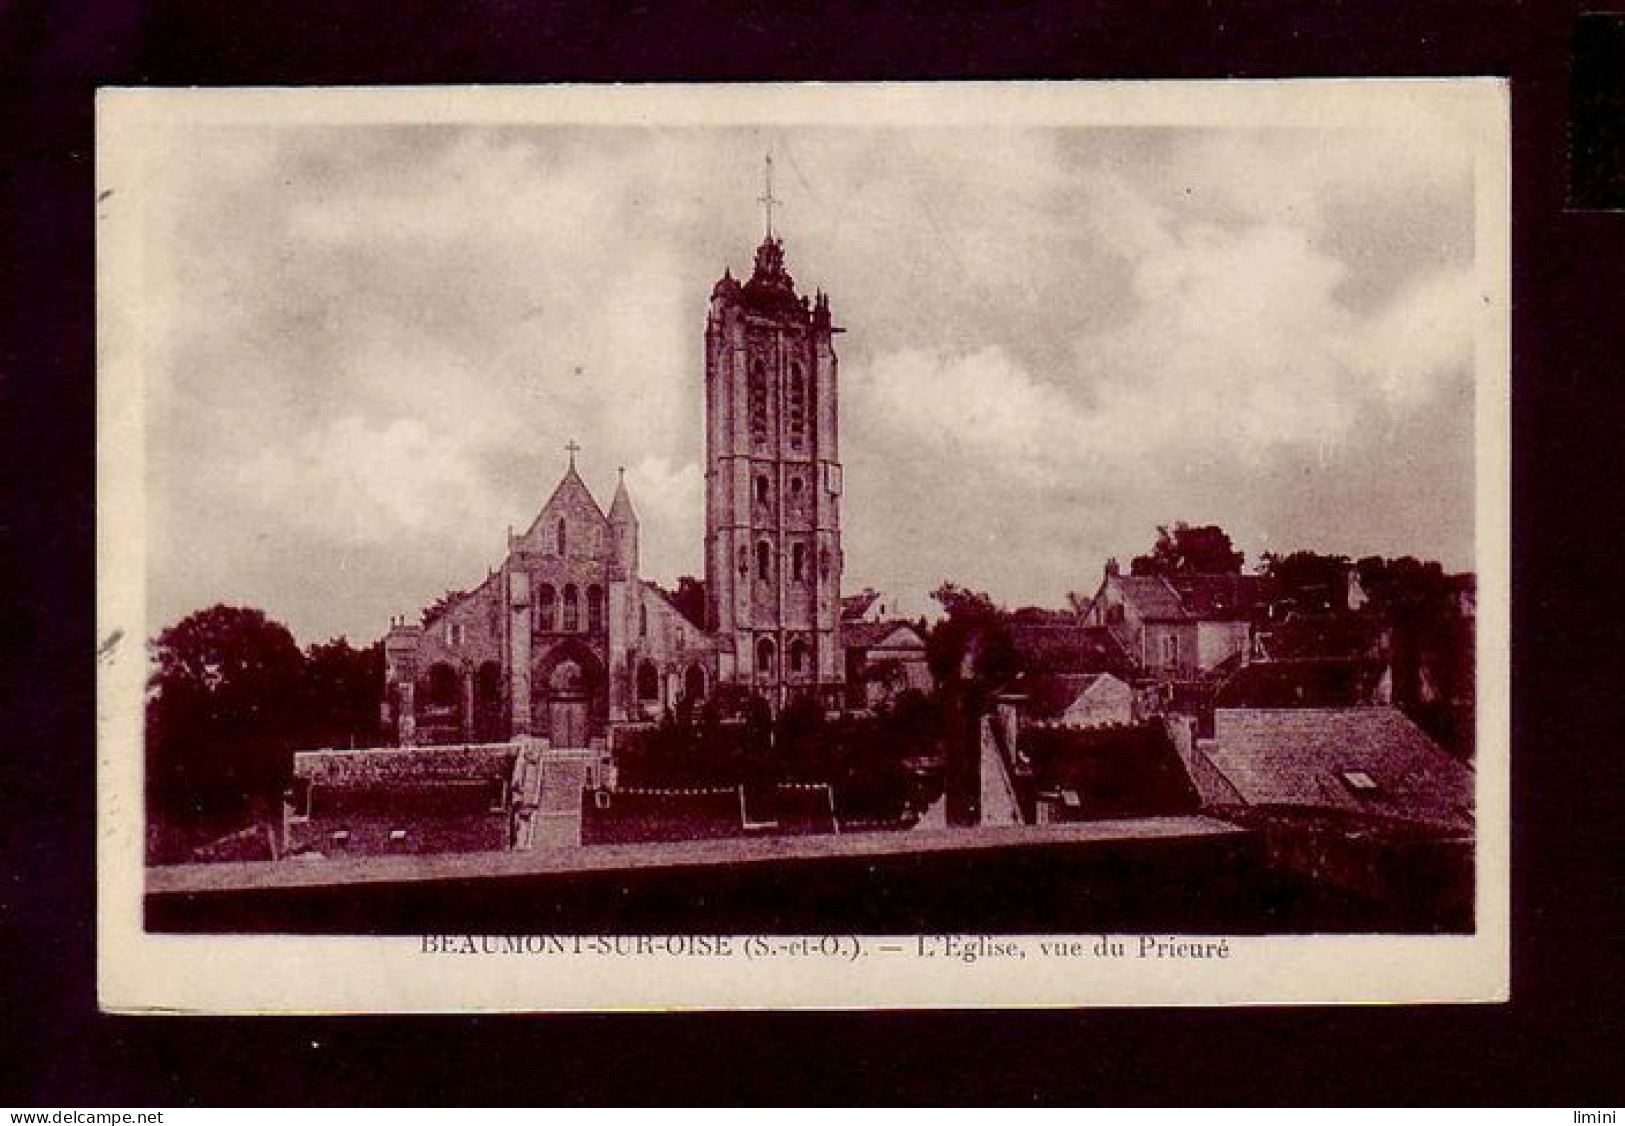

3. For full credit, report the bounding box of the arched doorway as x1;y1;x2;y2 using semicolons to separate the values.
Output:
532;643;604;748
683;663;707;705
547;658;588;747
756;636;776;681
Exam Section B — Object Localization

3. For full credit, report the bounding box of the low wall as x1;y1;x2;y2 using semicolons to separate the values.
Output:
294;742;518;787
136;818;1342;935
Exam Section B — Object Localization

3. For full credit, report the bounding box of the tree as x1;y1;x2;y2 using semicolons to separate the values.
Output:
926;583;1020;686
1131;523;1244;576
1259;550;1354;613
776;694;828;776
299;636;384;749
146;605;306;834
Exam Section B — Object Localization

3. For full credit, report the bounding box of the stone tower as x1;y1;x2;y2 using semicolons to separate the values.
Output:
704;173;844;710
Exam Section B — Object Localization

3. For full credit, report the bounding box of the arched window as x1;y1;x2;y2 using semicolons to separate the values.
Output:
755;474;770;505
639;602;648;638
789;638;809;675
587;585;604;632
789;475;804;498
738;546;750;576
749;359;768;444
563;584;579;631
756;541;772;581
636;660;660;702
819;547;831;580
556;518;567;555
792;543;806;583
788;362;807;449
536;584;557;632
756;636;776;679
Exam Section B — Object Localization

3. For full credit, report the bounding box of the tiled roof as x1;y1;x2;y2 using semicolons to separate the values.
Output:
1112;572;1275;622
1008;672;1116;719
1205;707;1473;833
1009;623;1132;675
1113;576;1189;620
642;580;708;632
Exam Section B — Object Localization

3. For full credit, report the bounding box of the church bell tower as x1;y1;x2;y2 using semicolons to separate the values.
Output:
704;156;844;710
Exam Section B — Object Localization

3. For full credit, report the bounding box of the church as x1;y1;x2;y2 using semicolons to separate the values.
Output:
381;198;865;747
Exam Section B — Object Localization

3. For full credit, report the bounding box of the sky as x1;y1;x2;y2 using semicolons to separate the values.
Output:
137;113;1484;646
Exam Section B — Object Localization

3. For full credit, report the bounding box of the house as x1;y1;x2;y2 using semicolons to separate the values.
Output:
1003;671;1136;729
842;619;932;709
841;587;934;624
1192;707;1473;833
1169;706;1474;928
839;590;932;709
1081;559;1274;680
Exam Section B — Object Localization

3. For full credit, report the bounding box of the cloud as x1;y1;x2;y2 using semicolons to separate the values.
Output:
235;415;500;548
139;119;1482;641
853;347;1088;484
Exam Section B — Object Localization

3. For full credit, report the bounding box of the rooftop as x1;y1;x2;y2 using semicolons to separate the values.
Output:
1206;707;1473;834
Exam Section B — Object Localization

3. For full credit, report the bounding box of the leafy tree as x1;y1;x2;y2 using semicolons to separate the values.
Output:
299;636;384;749
776;694;829;776
1355;555;1453;618
1259;550;1354;613
146;605;306;834
1131;523;1244;576
926;583;1020;687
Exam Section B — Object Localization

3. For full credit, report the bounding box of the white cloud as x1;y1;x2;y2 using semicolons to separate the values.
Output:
235;415;498;548
142;120;1481;641
623;455;705;584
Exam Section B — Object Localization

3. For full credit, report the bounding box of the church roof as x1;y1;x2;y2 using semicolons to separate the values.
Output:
521;455;608;543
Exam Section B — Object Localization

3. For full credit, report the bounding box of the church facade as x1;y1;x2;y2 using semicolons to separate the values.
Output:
382;223;845;747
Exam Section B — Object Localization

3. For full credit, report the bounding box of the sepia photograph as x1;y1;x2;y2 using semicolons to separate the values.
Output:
97;81;1509;1011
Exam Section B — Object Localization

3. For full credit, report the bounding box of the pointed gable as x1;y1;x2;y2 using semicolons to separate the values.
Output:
517;459;610;557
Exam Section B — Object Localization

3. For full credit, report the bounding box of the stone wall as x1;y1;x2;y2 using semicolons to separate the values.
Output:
294;743;518;788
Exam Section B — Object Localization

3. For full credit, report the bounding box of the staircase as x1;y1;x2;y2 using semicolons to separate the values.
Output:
511;744;591;850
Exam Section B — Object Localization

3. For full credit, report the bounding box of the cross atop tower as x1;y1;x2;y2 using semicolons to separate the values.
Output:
757;150;780;239
564;439;581;468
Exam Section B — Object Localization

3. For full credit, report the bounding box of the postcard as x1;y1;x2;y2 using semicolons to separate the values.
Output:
98;80;1509;1011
